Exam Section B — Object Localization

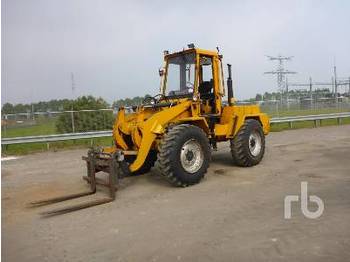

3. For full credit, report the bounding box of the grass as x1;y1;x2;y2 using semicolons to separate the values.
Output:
1;117;113;155
2;108;350;156
2;137;114;156
270;117;350;132
2;120;56;138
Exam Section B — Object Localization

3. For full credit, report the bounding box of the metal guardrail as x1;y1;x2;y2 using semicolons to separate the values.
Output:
1;112;350;145
270;112;350;123
270;112;350;128
1;131;112;145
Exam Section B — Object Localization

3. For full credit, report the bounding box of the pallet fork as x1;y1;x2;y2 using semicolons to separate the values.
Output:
29;149;121;216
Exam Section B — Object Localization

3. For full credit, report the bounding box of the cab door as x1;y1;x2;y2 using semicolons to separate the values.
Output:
198;55;222;115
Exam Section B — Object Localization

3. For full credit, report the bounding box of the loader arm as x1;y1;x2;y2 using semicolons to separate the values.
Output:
129;100;192;172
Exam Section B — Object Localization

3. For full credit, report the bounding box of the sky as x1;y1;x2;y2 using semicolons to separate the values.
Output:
2;0;350;104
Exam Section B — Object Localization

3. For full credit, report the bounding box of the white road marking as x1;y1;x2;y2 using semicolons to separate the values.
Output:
1;156;20;161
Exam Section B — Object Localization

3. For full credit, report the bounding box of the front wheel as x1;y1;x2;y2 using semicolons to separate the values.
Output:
158;124;211;187
230;119;265;167
119;150;157;177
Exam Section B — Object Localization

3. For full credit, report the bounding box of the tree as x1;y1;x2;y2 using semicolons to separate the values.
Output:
1;99;72;114
13;103;30;113
112;94;153;108
255;94;262;101
56;96;114;133
2;103;15;114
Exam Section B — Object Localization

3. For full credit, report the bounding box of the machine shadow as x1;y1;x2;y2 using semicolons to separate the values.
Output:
211;151;237;167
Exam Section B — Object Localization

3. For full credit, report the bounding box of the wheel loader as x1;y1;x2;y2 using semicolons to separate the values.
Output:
31;45;270;216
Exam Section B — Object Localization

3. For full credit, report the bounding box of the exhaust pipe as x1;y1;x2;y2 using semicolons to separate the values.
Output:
227;64;234;106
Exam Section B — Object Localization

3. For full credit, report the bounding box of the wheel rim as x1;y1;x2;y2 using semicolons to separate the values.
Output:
249;130;262;157
180;139;204;173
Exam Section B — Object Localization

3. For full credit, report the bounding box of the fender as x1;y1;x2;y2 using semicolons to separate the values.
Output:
233;113;270;136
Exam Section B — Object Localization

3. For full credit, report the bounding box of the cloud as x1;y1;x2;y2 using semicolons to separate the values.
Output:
2;0;350;104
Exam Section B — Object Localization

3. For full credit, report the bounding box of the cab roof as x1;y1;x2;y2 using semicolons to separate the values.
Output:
164;48;220;60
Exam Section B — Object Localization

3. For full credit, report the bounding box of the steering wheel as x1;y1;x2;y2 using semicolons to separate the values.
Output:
143;94;166;105
186;81;194;88
153;93;166;101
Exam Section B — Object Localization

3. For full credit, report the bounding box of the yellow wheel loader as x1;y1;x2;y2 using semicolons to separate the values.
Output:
31;45;270;216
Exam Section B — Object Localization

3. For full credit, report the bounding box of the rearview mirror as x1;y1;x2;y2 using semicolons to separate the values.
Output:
159;68;165;77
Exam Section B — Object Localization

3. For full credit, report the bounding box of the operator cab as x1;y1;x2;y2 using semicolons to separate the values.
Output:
161;47;225;115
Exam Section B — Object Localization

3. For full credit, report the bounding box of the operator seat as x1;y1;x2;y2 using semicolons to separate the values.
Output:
198;79;214;99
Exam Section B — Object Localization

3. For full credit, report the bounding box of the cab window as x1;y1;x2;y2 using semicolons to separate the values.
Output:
166;53;195;96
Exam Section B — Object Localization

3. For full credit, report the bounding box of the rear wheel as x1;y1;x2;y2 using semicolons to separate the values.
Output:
230;119;265;167
158;124;211;187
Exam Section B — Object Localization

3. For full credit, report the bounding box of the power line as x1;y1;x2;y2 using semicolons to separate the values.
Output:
264;55;297;102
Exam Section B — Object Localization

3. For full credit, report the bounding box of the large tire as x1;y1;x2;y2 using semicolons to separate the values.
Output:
158;124;211;187
230;119;265;167
119;150;157;177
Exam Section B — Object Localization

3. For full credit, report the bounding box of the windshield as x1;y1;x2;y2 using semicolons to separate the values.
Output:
166;52;195;96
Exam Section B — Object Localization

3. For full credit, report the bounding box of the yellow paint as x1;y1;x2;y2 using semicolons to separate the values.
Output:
110;47;270;172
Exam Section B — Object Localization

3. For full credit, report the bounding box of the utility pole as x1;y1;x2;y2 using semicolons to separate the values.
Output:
264;55;296;104
71;72;76;133
333;57;338;105
334;66;337;97
31;104;35;121
286;76;289;109
309;77;313;109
